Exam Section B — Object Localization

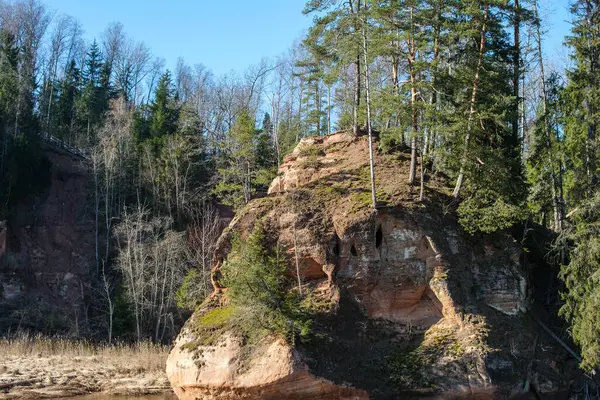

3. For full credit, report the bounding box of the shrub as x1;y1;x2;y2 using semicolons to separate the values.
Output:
221;223;311;343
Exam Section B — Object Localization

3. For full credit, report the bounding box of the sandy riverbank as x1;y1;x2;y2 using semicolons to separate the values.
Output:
0;337;173;399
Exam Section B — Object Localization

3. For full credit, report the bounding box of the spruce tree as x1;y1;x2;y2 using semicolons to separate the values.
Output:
149;71;179;138
55;59;81;143
448;0;526;233
563;0;600;205
558;0;600;371
79;40;109;143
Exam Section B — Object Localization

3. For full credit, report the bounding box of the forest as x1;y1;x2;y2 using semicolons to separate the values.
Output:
0;0;600;372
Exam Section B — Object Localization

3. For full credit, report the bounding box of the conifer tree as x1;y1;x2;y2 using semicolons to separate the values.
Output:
79;40;109;143
213;111;258;209
563;0;600;205
295;44;327;136
304;0;363;135
448;0;526;233
55;59;81;143
0;29;19;209
558;0;600;371
149;71;179;138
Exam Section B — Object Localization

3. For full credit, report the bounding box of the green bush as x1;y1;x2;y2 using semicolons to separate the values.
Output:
221;223;311;343
457;188;527;234
559;192;600;370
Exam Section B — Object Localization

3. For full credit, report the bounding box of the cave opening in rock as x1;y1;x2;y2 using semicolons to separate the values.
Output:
332;233;341;257
351;245;358;257
376;226;383;248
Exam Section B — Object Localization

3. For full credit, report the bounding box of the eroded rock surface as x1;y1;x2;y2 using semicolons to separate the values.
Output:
167;330;368;400
167;133;549;399
0;150;94;333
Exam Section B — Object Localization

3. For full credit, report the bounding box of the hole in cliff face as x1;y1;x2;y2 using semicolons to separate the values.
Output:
331;233;341;257
300;257;327;280
376;226;383;248
351;245;358;257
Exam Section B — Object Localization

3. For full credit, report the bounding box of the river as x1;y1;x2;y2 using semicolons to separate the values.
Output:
60;395;177;400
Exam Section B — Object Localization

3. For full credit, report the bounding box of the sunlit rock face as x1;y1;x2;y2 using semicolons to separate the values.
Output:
167;132;532;400
166;331;368;400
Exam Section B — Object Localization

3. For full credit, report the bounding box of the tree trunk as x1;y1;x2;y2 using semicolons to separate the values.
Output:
512;0;521;149
292;219;302;296
354;54;361;136
327;84;332;135
408;5;419;186
352;0;361;136
316;83;321;135
362;0;377;209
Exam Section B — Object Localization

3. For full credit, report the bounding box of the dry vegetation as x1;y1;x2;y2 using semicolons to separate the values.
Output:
0;335;172;399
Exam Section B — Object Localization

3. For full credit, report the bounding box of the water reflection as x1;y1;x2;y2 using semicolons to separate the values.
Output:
60;395;176;400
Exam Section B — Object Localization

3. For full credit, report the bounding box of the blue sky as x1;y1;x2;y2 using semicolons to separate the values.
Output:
44;0;573;76
43;0;312;76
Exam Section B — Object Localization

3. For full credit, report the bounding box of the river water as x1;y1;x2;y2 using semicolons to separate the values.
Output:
60;395;176;400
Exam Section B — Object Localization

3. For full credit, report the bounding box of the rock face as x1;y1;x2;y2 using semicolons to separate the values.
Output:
167;133;562;399
167;331;368;400
0;150;95;334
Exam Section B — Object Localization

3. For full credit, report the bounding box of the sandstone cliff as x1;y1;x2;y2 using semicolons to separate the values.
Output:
167;132;575;399
0;150;96;334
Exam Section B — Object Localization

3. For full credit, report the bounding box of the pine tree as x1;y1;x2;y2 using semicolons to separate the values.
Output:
304;0;363;135
295;44;327;136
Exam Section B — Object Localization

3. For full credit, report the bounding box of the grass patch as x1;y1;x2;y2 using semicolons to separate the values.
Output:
387;325;467;389
185;305;238;349
0;334;168;372
298;155;321;169
297;144;325;158
297;144;326;170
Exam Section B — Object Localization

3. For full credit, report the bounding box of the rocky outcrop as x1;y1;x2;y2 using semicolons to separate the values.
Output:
0;150;95;334
167;331;368;400
167;132;571;399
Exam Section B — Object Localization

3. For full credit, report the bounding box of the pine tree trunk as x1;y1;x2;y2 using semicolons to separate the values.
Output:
408;4;419;187
327;84;332;135
362;0;377;209
512;0;521;148
409;88;418;186
352;0;361;136
453;5;489;198
316;83;321;135
419;137;425;202
427;4;441;162
354;55;361;136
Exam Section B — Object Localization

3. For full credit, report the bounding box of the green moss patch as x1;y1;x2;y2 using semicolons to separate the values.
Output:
184;305;237;350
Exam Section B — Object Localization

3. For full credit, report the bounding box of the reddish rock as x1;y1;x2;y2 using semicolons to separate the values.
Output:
168;132;534;399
